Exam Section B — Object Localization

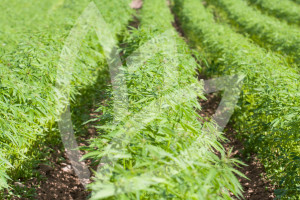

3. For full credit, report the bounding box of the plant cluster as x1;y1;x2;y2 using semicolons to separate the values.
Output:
0;0;132;189
173;0;300;198
85;0;244;199
248;0;300;25
207;0;300;64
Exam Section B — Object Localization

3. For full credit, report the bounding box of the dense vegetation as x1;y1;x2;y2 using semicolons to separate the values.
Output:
0;0;132;189
207;0;300;64
1;0;299;199
86;0;244;199
248;0;300;25
173;0;299;198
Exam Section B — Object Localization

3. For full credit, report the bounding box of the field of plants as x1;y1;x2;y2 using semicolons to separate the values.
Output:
0;0;299;199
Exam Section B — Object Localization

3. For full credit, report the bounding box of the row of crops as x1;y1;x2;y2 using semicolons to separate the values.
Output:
85;0;244;199
208;0;300;64
1;0;299;199
173;0;300;198
0;0;133;189
249;0;300;25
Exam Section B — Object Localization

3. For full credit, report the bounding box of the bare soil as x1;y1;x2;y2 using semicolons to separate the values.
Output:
130;0;143;9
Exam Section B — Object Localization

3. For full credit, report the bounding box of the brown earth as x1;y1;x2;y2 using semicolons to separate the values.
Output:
130;0;143;9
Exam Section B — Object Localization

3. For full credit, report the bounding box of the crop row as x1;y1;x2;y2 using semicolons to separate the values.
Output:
173;0;300;199
85;0;244;199
248;0;300;25
0;0;132;189
208;0;300;64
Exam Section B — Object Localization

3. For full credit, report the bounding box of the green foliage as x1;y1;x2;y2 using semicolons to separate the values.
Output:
248;0;300;25
173;0;300;199
86;0;244;199
292;0;300;5
0;0;132;189
207;0;300;64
